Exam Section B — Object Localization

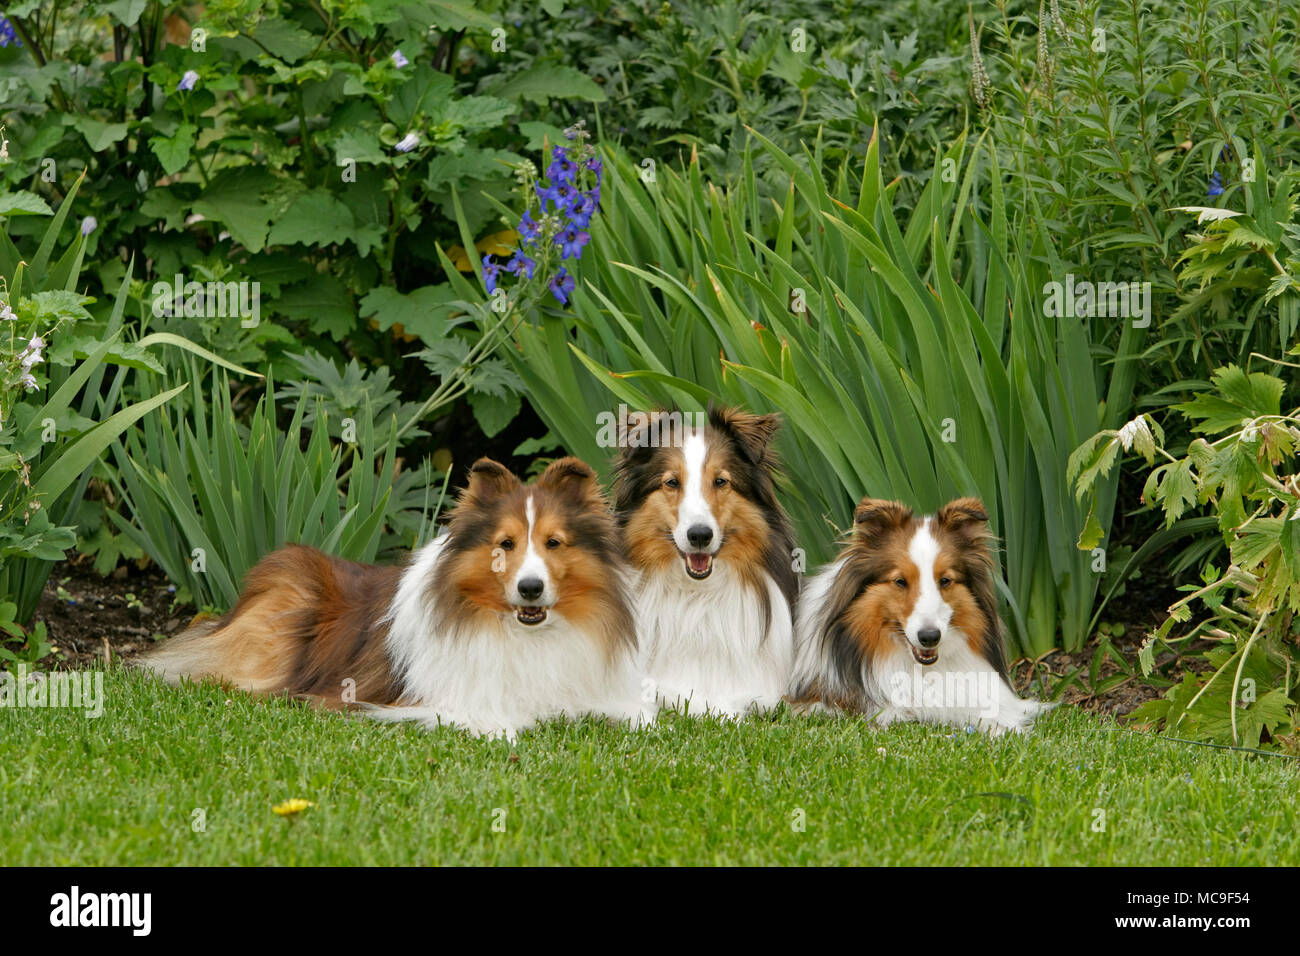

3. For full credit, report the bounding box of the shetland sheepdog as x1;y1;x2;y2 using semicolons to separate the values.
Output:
789;496;1044;735
613;406;799;717
140;457;649;740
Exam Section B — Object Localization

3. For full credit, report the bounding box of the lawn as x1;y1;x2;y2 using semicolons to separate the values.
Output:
3;667;1295;866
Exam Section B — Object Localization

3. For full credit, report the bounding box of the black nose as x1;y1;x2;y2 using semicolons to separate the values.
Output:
517;577;544;602
918;627;941;648
686;524;713;549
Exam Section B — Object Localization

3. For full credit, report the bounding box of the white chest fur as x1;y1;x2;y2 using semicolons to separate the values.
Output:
373;535;647;740
634;560;793;717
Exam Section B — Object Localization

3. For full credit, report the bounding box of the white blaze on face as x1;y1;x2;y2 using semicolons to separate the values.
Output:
511;493;555;606
673;430;720;554
903;518;953;648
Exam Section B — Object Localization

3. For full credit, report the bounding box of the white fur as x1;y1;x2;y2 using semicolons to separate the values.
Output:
673;432;720;554
635;559;793;718
792;548;1046;736
903;519;952;649
369;533;651;741
510;494;555;607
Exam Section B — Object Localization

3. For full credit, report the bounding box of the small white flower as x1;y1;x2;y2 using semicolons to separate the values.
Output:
0;302;14;321
391;49;409;68
80;216;97;236
19;372;37;391
394;132;419;153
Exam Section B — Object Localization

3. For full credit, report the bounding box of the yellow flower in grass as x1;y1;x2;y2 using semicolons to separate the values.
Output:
446;230;519;271
272;798;315;817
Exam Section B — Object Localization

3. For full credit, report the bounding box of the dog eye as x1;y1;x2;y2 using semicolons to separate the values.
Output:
939;576;953;588
546;538;561;550
893;577;907;588
499;539;514;551
713;476;729;488
664;477;679;489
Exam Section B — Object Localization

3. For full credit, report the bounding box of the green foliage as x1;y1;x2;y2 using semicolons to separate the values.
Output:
507;0;970;191
107;366;445;610
0;0;583;444
978;0;1300;386
1072;362;1300;748
1174;170;1300;347
0;182;190;633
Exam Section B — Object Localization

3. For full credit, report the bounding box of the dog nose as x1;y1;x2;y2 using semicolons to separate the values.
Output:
686;524;713;549
517;577;544;602
918;627;941;648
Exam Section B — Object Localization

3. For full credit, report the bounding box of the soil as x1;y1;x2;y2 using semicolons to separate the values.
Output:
31;560;196;670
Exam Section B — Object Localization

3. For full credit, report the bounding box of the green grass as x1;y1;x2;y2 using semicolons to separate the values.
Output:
2;666;1296;865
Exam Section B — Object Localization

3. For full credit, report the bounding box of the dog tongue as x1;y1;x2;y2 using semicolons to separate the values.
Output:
688;554;711;573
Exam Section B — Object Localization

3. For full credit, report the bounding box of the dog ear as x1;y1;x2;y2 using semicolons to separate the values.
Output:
615;409;687;472
936;497;989;532
464;457;520;504
537;456;604;505
852;497;913;540
708;405;781;464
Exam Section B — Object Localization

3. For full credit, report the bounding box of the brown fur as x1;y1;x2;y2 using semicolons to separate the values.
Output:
791;495;1008;709
141;546;403;705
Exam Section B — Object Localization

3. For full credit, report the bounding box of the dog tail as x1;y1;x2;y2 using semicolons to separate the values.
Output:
137;546;327;694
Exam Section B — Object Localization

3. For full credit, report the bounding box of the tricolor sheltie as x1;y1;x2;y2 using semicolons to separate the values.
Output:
789;496;1044;735
613;406;799;717
141;457;649;740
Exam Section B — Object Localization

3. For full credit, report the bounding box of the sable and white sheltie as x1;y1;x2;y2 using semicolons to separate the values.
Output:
613;406;799;717
789;496;1044;735
140;456;649;740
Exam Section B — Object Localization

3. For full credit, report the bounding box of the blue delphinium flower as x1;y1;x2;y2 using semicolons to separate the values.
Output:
1208;170;1224;198
506;252;536;280
536;178;580;212
518;210;541;245
567;192;598;230
482;254;502;294
0;18;22;48
549;268;575;305
555;225;590;260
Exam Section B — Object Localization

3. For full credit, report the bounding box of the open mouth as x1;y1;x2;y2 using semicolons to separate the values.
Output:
515;606;548;625
683;552;714;579
911;646;939;666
